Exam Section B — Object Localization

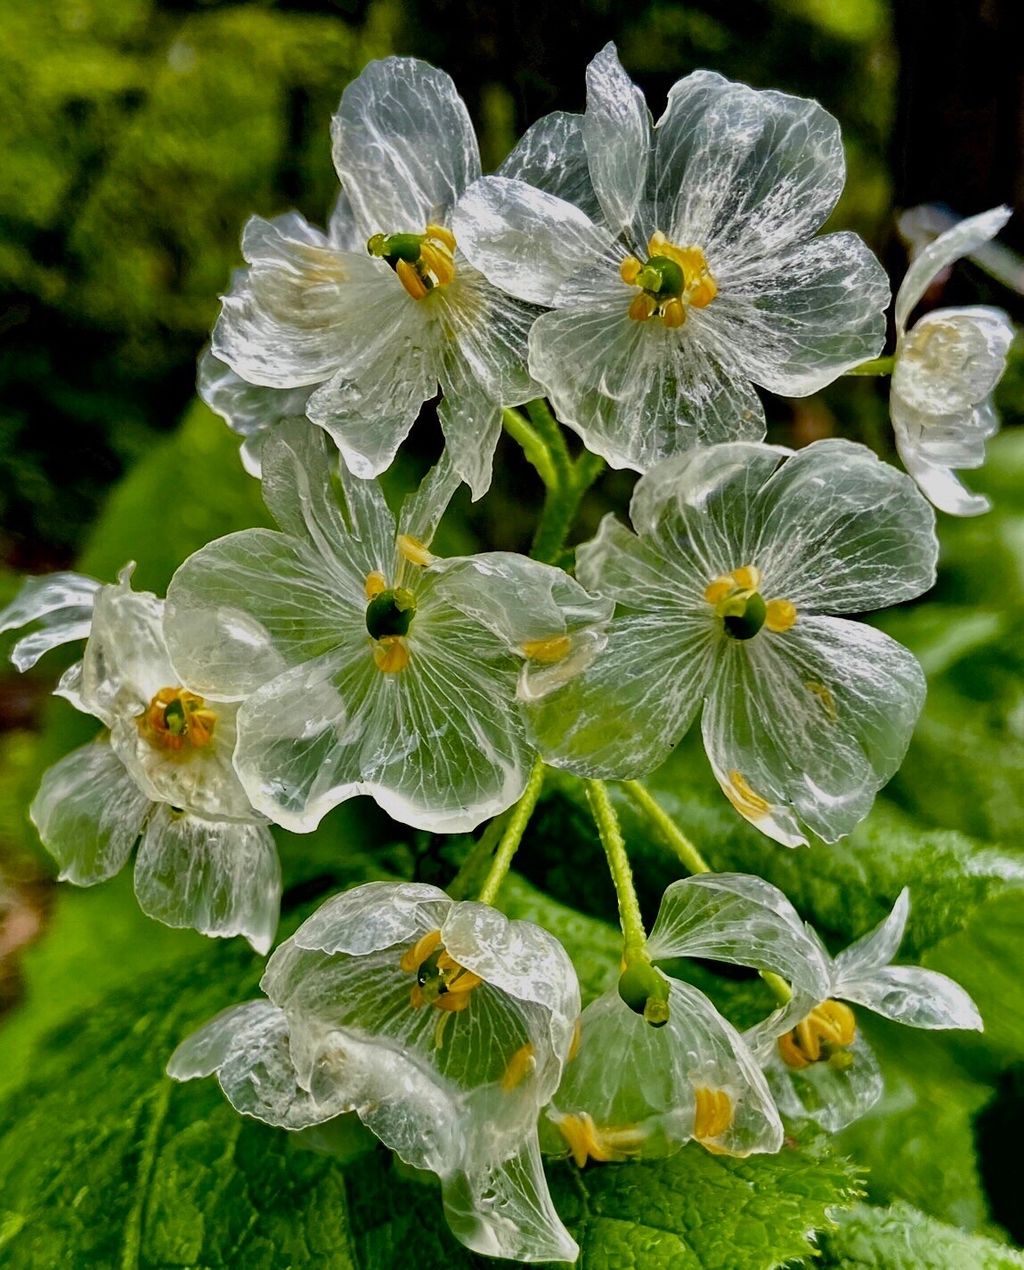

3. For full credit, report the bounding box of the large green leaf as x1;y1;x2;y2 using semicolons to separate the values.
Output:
818;1201;1024;1269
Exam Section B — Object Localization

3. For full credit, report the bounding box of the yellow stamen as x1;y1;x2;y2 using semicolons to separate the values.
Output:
445;968;483;995
138;687;217;753
521;634;572;664
623;232;718;326
373;636;409;673
401;929;483;1022
620;255;643;285
396;258;428;300
723;770;772;822
364;570;387;600
568;1017;582;1062
731;565;760;592
419;240;456;287
434;991;473;1013
501;1043;536;1092
400;929;443;974
661;298;685;328
397;534;434;567
628;292;657;322
765;598;797;632
805;679;838;721
779;1000;857;1069
425;222;456;253
693;1087;734;1142
555;1113;648;1167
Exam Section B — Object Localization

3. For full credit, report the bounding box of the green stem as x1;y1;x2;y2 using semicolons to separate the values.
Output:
586;778;648;965
761;971;793;1005
448;811;510;900
502;408;556;488
622;780;710;875
477;757;546;906
524;398;573;485
846;354;895;377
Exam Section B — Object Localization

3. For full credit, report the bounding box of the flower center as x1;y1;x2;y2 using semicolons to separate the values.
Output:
364;571;415;674
620;232;717;327
704;566;797;639
367;223;457;300
400;928;483;1014
138;687;217;753
778;1000;857;1070
554;1112;648;1166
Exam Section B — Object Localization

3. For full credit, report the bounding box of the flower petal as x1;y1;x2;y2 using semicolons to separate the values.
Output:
134;808;281;953
583;43;651;236
837;965;983;1031
498;109;601;222
656;71;846;261
197;347;310;477
892;306;1014;416
751;438;937;613
702;616;926;845
30;740;149;885
895;435;991;517
767;1032;882;1132
453;176;616;307
288;880;451;956
332;57;480;233
437;345;504;502
832;889;909;982
895;205;1012;331
702;231;889;395
0;571;99;671
528;303;766;471
80;574;174;725
396;452;462;547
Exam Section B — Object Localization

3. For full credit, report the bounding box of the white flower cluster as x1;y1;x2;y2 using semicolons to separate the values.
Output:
3;45;1010;1264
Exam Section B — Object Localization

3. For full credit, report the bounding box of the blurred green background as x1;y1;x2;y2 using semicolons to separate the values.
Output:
2;1;1024;1266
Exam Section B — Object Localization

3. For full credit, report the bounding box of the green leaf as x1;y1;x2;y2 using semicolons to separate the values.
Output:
818;1201;1024;1269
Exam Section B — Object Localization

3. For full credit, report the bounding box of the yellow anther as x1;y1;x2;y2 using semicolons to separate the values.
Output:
779;1000;857;1070
138;687;217;753
419;239;456;287
364;570;387;600
521;634;572;664
401;928;483;1022
397;534;434;567
373;636;409;673
400;928;443;974
501;1043;536;1092
396;258;428;300
434;990;474;1013
628;292;657;322
445;968;483;995
568;1017;582;1062
731;565;760;592
555;1113;648;1167
703;577;734;606
425;222;456;253
646;231;669;255
693;1087;734;1142
661;298;686;328
805;679;838;722
704;565;760;608
765;598;797;632
723;770;772;821
620;255;643;285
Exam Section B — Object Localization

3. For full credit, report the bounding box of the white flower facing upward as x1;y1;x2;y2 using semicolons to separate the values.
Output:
455;43;889;472
168;881;581;1264
164;420;610;835
768;889;982;1131
212;57;539;499
0;568;281;953
547;874;829;1163
525;440;938;846
891;206;1016;516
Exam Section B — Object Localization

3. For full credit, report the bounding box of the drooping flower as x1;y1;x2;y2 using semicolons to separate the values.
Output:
525;439;938;846
168;881;581;1263
0;568;281;952
164;419;610;835
546;873;829;1162
211;57;538;499
890;206;1015;516
455;43;889;472
767;888;982;1130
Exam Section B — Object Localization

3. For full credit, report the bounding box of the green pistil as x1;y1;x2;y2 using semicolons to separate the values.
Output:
722;591;766;640
366;587;416;639
618;961;671;1027
635;255;685;300
367;232;423;266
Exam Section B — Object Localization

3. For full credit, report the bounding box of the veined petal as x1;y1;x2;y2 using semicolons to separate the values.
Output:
893;306;1014;416
288;881;451;956
767;1032;882;1132
751;438;937;613
498;109;601;222
656;71;846;262
438;265;537;405
30;740;149;885
197;347;311;477
702;617;925;845
436;345;504;501
583;43;651;236
167;1001;330;1129
443;1134;578;1264
80;574;175;725
703;232;889;395
895;205;1012;331
134;808;281;954
528;304;765;472
396;451;462;548
327;189;363;251
453;176;616;307
332;57;480;233
832;889;909;982
0;571;99;671
895;432;991;517
837;965;983;1031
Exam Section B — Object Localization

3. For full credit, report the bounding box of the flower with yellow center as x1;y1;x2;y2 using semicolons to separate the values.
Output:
165;422;610;835
524;439;938;846
455;42;889;472
168;881;582;1264
211;58;539;500
0;566;280;953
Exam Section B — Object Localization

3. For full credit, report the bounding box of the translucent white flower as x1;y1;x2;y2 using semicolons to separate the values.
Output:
891;206;1015;516
526;439;938;846
164;420;609;835
0;568;280;952
767;888;982;1131
455;43;889;472
211;58;538;499
168;881;581;1263
547;873;829;1162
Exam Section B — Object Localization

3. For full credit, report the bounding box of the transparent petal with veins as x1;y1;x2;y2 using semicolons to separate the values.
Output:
0;570;100;671
498;110;601;223
583;42;651;237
